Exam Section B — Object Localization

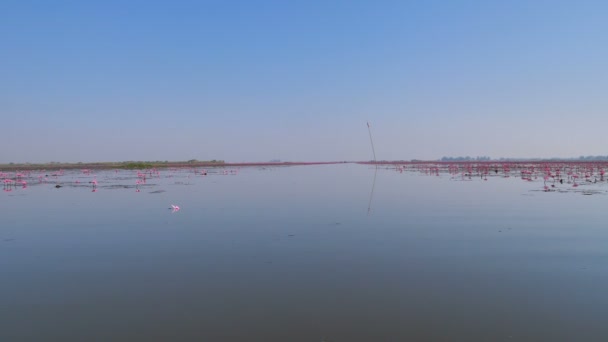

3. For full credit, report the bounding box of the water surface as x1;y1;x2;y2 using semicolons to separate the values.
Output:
2;164;608;341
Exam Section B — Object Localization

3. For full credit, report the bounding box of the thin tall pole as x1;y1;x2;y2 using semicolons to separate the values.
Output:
367;122;377;163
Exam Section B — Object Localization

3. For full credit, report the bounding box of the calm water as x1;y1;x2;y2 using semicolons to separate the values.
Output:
2;164;608;341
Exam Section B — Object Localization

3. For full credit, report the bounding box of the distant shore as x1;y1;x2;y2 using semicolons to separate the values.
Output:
0;161;350;171
3;159;608;171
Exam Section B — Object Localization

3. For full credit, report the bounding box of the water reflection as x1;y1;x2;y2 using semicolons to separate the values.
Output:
367;166;377;216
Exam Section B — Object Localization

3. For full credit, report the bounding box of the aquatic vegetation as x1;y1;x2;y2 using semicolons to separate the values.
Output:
0;165;241;196
122;162;154;170
370;160;608;195
3;161;608;197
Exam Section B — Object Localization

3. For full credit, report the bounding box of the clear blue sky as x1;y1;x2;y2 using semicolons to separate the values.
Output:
2;0;607;163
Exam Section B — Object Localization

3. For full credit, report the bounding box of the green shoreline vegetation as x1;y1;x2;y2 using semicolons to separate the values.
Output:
0;160;226;171
0;160;347;171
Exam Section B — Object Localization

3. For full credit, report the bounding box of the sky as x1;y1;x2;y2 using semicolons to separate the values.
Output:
2;0;608;163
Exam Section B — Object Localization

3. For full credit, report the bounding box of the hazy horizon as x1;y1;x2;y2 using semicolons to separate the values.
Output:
3;1;607;164
6;155;608;165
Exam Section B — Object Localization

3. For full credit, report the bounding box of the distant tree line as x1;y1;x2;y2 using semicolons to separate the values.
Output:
440;156;491;161
440;155;608;161
576;155;608;161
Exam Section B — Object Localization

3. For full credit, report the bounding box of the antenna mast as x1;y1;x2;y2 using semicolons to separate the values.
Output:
367;122;377;163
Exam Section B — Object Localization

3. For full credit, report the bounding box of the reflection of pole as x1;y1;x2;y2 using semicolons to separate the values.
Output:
367;122;376;163
367;166;378;216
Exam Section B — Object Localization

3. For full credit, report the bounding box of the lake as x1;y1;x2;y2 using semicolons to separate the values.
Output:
2;163;608;341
